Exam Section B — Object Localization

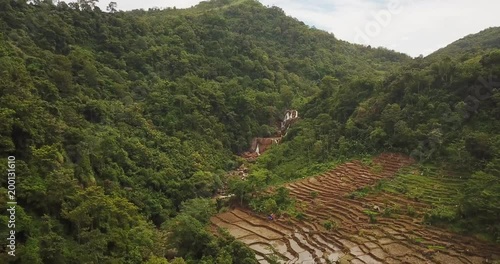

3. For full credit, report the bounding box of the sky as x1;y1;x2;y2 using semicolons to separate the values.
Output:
93;0;500;57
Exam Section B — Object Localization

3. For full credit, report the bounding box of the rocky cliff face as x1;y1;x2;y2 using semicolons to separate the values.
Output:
242;110;299;160
279;110;298;137
249;137;281;154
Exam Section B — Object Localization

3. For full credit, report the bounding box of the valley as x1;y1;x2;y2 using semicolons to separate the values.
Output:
1;0;499;263
212;153;500;263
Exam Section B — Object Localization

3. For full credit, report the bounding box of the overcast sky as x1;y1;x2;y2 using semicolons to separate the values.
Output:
94;0;500;57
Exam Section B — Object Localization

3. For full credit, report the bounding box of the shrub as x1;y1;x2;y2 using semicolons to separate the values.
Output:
363;210;378;223
406;205;416;217
382;206;395;217
263;198;278;214
395;184;408;194
348;186;372;199
323;220;338;231
410;236;424;244
425;205;457;224
371;164;384;174
375;180;387;191
427;245;446;250
296;212;306;220
360;157;373;166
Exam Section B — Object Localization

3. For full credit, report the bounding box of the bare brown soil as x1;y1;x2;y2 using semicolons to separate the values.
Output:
211;153;500;264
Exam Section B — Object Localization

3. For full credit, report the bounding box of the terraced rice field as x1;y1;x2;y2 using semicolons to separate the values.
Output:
211;153;500;264
380;168;466;207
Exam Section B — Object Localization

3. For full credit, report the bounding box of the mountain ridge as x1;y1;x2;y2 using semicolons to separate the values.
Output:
427;27;500;59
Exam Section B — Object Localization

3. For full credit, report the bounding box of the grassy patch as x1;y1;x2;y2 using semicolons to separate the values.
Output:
348;186;374;199
360;157;374;167
363;210;378;223
323;219;339;231
382;167;465;207
424;205;457;224
410;236;424;244
406;205;417;217
370;163;384;174
381;204;400;218
348;181;387;200
427;245;446;250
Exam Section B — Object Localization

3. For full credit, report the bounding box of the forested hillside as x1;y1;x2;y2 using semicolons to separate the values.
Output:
0;0;412;263
254;27;500;241
427;27;500;60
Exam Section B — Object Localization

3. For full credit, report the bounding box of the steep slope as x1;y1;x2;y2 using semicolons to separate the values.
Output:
0;0;412;263
143;0;411;87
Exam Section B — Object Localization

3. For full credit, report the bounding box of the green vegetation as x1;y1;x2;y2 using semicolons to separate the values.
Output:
0;0;499;262
348;187;371;199
410;236;424;244
427;27;500;61
348;181;386;200
0;0;408;261
163;199;257;263
427;245;446;251
406;206;417;217
322;220;338;231
383;169;464;205
363;210;378;223
360;156;374;166
381;204;400;218
253;27;500;241
247;186;299;218
370;163;384;174
356;166;499;241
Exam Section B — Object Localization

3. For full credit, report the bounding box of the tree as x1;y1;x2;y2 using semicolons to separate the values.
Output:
280;85;293;108
145;256;170;264
319;76;339;96
77;0;99;10
179;198;216;224
189;171;216;198
106;1;117;13
462;171;500;218
164;214;213;259
228;178;252;205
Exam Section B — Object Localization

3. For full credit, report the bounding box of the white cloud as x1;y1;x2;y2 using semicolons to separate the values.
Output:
94;0;500;57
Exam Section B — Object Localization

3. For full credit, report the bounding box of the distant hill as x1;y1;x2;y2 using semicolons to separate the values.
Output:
427;27;500;60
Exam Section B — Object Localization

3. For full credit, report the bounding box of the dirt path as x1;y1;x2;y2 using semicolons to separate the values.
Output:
211;153;500;264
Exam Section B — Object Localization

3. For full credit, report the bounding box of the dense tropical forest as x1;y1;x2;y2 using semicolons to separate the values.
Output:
0;0;498;263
